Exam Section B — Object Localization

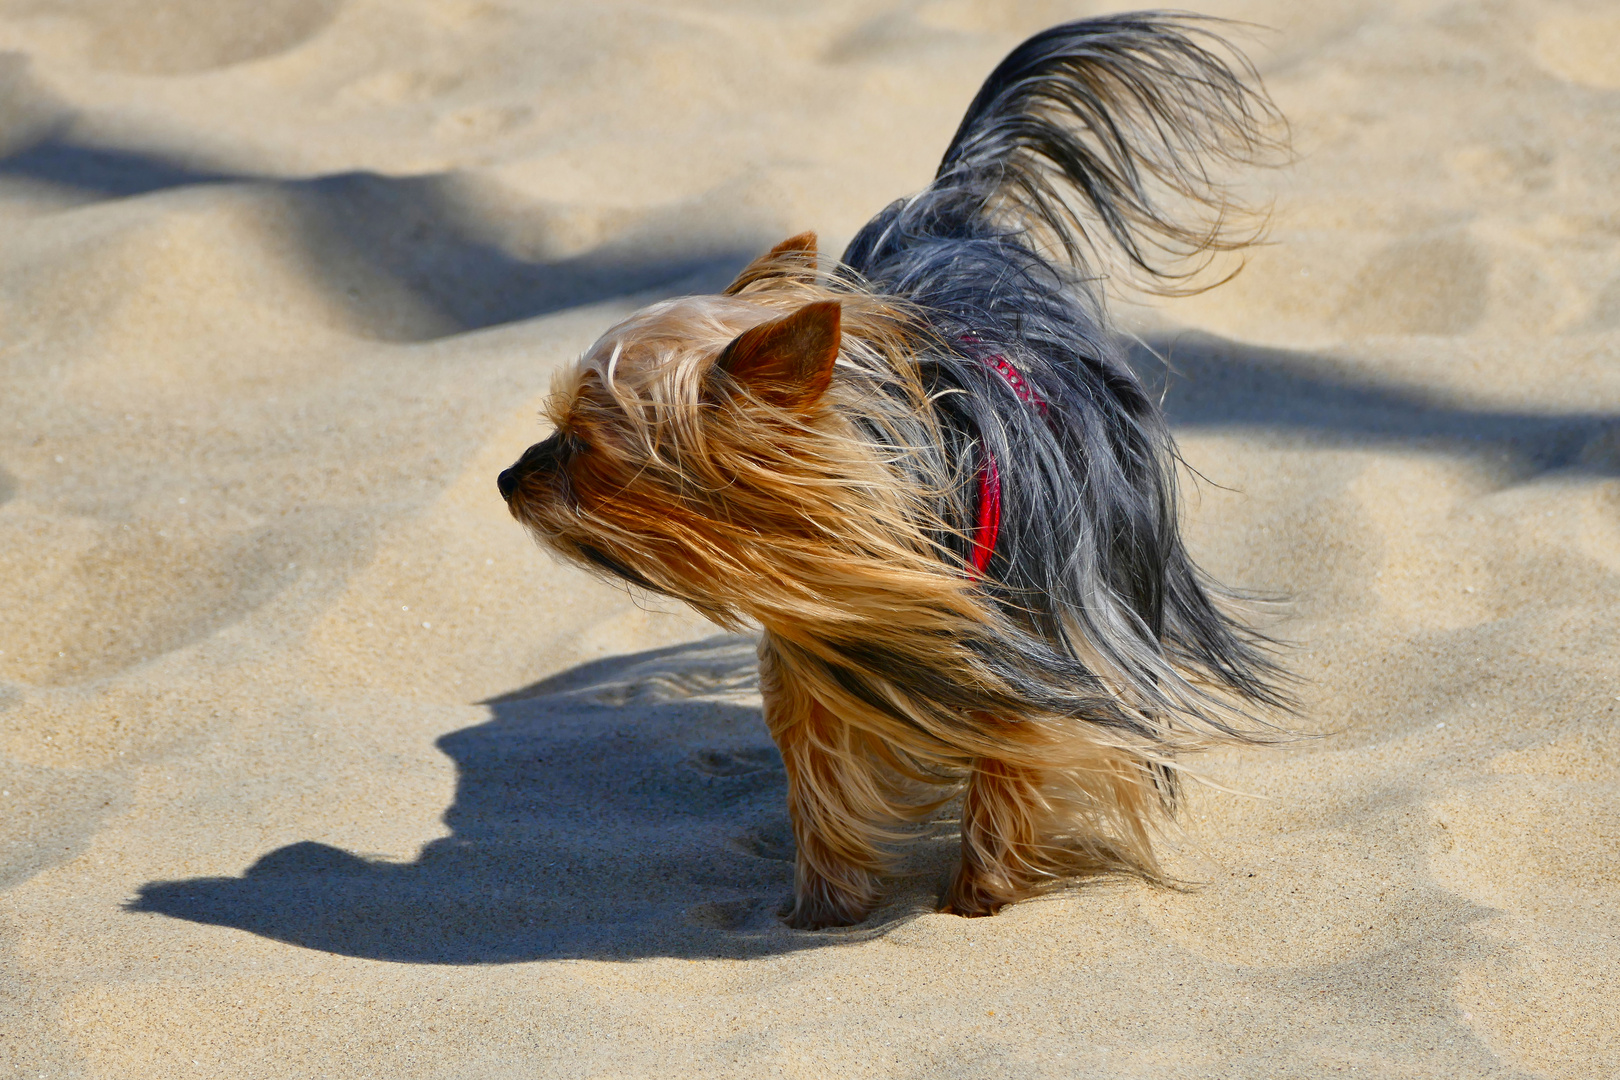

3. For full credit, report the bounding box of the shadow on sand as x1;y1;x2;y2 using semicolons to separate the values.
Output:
1131;333;1620;480
129;637;953;962
0;134;760;336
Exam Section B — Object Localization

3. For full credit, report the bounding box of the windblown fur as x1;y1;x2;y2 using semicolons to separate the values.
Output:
500;12;1291;928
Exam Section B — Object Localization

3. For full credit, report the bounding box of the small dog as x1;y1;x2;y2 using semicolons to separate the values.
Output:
499;13;1291;928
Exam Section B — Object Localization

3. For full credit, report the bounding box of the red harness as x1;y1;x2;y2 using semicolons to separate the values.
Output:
969;451;1002;577
964;337;1046;579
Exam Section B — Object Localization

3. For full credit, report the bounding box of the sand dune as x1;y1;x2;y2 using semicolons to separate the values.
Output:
2;1;1618;1076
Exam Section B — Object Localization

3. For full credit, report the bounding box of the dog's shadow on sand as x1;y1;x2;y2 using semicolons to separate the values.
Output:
130;636;953;962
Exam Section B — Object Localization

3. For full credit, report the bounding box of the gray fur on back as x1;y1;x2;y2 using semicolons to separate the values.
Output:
831;12;1292;783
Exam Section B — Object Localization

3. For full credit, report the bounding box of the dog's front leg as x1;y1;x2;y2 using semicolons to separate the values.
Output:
758;636;883;929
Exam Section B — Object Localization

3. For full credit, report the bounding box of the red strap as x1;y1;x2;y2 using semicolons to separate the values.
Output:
984;355;1048;415
960;331;1048;412
961;333;1042;580
969;451;1001;578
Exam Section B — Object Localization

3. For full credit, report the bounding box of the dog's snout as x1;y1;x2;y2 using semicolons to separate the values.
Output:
500;436;561;501
500;433;571;503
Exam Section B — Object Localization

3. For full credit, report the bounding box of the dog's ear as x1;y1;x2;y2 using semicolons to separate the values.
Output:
709;301;841;412
722;232;818;296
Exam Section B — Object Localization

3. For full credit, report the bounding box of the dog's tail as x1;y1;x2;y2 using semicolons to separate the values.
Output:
846;12;1287;293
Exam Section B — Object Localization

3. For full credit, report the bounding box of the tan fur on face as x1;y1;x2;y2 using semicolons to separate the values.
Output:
509;254;971;638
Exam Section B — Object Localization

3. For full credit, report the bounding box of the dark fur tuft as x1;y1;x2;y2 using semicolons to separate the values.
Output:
848;11;1287;293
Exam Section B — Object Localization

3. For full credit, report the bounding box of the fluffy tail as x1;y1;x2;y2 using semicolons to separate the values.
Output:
848;12;1287;293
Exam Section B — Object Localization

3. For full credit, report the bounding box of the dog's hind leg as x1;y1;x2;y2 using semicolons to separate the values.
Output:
760;637;887;929
946;743;1167;915
943;757;1048;917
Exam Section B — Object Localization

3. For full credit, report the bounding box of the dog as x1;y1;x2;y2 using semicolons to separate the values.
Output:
499;12;1291;929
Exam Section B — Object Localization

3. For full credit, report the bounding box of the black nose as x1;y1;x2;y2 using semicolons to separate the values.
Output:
497;467;518;500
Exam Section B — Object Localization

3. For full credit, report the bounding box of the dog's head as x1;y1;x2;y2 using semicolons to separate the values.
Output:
498;234;942;630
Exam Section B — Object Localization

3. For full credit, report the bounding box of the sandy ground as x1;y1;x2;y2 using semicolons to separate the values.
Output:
2;1;1618;1076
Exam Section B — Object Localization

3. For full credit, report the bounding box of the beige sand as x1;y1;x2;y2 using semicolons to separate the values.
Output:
2;1;1618;1076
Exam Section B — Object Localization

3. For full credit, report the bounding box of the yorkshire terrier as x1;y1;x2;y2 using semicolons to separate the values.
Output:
499;13;1291;928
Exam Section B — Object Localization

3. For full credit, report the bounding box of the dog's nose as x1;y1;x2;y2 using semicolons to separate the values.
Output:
497;467;518;500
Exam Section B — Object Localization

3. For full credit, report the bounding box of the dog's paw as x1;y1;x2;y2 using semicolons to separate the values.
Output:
942;867;1017;918
938;897;1003;919
780;879;873;930
780;899;867;931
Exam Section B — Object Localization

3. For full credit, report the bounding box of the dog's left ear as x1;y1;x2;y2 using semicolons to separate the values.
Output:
708;301;841;412
723;232;818;296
